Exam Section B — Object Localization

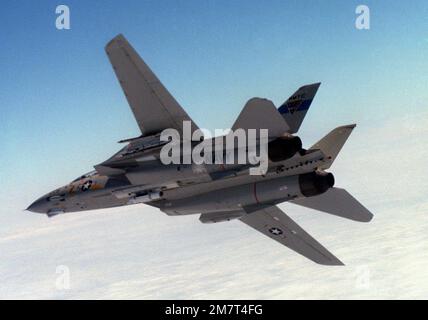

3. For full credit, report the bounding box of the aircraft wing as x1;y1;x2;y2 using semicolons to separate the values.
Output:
239;205;344;265
105;34;199;136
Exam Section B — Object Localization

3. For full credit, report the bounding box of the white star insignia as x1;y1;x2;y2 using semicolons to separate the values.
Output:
269;227;283;235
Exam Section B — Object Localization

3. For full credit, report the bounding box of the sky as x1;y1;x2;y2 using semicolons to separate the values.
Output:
0;0;428;299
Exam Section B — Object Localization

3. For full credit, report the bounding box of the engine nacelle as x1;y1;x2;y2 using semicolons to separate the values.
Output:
268;136;302;162
161;171;334;215
299;171;335;197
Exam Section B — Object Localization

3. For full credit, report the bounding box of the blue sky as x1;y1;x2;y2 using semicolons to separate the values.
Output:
1;0;427;225
1;0;428;299
0;0;427;227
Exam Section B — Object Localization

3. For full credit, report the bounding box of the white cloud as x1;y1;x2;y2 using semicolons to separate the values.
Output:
1;112;428;299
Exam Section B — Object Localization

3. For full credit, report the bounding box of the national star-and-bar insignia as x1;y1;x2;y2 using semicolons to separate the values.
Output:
269;227;283;235
81;180;92;192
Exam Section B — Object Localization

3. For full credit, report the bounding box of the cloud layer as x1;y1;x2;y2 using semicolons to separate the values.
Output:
1;112;428;299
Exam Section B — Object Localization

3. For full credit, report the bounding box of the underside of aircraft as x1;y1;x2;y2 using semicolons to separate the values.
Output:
27;34;373;266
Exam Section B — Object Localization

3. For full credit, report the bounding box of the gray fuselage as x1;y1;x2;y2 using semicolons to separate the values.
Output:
28;141;333;218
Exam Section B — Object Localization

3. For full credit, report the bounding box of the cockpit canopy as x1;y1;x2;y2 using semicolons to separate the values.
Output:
72;170;98;182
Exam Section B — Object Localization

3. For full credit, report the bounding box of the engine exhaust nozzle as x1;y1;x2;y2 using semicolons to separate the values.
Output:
268;136;302;162
299;171;335;197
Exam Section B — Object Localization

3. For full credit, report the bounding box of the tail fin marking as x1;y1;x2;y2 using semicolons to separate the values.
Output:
278;82;321;133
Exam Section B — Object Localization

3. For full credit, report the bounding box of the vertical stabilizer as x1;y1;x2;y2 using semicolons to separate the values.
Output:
310;124;356;169
232;98;290;138
278;83;321;134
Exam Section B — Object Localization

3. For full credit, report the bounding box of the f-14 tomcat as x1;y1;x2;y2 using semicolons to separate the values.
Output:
28;34;373;265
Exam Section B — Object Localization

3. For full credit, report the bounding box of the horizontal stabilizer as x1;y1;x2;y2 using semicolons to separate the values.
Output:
290;187;373;222
232;98;290;138
310;124;356;169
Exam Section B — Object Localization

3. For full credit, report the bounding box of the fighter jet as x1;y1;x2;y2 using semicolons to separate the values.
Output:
28;34;373;265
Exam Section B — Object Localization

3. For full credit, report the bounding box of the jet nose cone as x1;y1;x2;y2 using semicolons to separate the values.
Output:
27;197;47;214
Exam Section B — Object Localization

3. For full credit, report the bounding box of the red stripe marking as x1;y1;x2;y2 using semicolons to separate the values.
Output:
253;182;260;204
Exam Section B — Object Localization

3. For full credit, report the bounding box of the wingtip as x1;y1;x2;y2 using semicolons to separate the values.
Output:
299;82;321;90
314;259;345;266
325;259;345;266
360;213;374;223
316;253;345;266
337;123;357;130
105;33;127;51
